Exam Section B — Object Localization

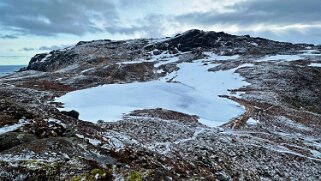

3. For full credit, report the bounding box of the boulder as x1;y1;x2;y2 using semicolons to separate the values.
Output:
0;132;37;151
61;110;79;119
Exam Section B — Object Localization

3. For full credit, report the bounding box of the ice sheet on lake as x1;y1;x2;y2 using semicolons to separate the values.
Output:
56;59;249;127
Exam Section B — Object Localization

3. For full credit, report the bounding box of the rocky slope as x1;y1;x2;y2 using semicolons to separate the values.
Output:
0;29;321;180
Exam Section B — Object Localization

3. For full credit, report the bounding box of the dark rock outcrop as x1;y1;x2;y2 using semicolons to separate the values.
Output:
0;132;37;151
61;110;79;119
145;29;233;52
26;50;78;72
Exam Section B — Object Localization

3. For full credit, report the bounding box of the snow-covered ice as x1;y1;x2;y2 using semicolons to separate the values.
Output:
56;59;249;127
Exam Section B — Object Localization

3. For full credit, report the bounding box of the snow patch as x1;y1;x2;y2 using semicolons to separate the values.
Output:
250;42;258;46
257;54;302;62
76;134;85;139
308;63;321;67
87;138;102;146
0;119;28;135
237;63;254;69
310;150;321;158
40;54;52;63
247;118;259;126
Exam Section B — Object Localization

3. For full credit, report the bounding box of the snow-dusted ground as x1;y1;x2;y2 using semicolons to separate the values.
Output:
301;49;321;56
56;54;249;127
203;52;240;60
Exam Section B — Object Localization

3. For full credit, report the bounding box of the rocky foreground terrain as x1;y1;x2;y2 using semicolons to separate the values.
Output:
0;29;321;180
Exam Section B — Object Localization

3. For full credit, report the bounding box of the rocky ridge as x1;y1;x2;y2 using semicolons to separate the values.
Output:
0;29;320;180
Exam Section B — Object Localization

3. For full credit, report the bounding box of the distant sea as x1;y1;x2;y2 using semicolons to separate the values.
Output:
0;65;26;77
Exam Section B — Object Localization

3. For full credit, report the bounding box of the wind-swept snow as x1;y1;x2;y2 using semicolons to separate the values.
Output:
0;119;28;135
308;63;321;67
56;58;249;127
257;55;302;62
256;50;321;62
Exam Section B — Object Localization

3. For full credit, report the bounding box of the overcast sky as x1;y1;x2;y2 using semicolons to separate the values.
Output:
1;0;321;65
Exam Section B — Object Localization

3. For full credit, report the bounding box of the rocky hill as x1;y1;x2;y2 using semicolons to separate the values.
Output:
0;29;321;180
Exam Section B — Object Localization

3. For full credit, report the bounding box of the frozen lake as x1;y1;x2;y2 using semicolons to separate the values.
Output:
56;55;249;127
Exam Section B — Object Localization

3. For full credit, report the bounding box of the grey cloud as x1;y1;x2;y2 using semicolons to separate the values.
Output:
39;45;70;51
176;0;321;26
0;0;118;36
0;34;18;39
105;25;147;35
172;0;321;44
252;27;321;44
21;47;35;51
0;0;321;44
19;44;72;52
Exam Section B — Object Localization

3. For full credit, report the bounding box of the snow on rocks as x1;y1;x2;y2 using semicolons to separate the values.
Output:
46;118;67;128
301;49;321;56
255;49;321;62
278;116;312;132
40;54;52;63
203;52;240;61
87;138;102;146
102;130;138;151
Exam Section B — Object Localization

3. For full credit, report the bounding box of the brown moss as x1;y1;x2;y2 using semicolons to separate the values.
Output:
16;80;74;91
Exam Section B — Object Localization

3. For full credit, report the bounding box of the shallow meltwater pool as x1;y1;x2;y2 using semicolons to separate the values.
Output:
56;60;249;127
